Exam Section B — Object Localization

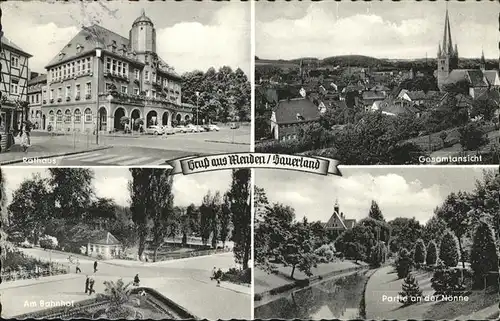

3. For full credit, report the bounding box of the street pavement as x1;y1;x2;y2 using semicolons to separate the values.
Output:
1;127;250;166
1;248;251;320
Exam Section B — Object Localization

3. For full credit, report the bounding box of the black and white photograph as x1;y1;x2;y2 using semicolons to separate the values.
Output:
0;167;251;319
255;1;500;165
254;166;500;320
0;0;250;166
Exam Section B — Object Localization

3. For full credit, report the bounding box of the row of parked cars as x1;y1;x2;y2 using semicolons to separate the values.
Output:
144;124;222;135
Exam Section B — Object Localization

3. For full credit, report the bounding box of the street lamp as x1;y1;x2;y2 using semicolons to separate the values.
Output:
95;46;102;145
195;91;200;126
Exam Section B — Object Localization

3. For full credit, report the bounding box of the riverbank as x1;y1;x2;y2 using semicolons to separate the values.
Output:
254;260;369;304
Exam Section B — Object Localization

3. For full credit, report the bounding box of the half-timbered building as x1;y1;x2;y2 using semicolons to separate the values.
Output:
0;37;32;152
41;10;192;133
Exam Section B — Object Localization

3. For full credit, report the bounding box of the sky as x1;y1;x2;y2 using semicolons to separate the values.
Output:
255;166;498;225
2;167;232;208
1;0;250;75
256;1;498;60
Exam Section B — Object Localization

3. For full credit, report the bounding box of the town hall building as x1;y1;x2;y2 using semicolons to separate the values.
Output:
41;10;193;133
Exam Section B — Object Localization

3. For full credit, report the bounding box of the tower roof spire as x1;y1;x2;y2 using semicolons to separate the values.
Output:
442;7;454;55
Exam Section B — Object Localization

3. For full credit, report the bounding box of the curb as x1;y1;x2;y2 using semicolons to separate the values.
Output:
0;146;113;165
204;140;250;146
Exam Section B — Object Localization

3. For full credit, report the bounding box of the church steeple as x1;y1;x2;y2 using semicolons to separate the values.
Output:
480;48;486;71
437;6;459;91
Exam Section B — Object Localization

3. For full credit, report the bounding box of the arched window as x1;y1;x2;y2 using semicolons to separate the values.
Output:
64;109;71;123
74;109;81;123
56;110;63;122
49;110;55;122
84;108;92;123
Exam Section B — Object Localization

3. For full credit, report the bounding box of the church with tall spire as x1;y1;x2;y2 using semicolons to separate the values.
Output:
435;8;500;98
436;8;459;90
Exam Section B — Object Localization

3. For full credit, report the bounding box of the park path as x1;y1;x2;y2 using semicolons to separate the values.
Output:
364;265;436;320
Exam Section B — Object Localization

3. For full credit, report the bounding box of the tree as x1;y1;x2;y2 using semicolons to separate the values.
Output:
0;168;14;259
48;168;94;221
426;240;438;266
369;241;386;268
185;203;200;236
344;242;366;263
422;216;447;244
470;220;499;289
388;217;422;253
253;185;269;222
228;169;251;269
199;191;220;247
219;193;232;248
395;248;413;279
279;219;319;278
439;229;460;268
129;169;153;260
399;273;423;306
435;192;472;268
8;174;52;245
458;123;489;151
368;200;385;221
148;169;175;262
413;239;426;266
89;197;116;223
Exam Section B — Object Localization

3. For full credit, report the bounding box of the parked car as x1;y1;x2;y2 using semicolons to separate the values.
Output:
230;122;240;129
186;124;200;132
175;125;193;133
145;125;164;135
196;125;206;132
208;124;220;131
162;126;176;135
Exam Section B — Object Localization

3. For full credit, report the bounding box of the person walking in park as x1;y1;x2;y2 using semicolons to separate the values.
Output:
88;275;95;295
211;267;217;281
85;275;90;294
93;260;98;273
76;259;81;273
134;273;140;286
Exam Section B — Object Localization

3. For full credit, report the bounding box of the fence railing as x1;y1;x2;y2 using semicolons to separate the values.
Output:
154;248;230;262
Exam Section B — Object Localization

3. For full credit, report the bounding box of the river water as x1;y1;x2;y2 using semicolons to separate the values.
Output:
255;271;369;319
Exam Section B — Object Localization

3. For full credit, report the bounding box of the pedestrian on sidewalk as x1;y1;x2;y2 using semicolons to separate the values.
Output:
85;275;90;294
93;260;98;273
76;259;81;273
19;126;29;153
211;267;217;281
88;275;95;295
133;273;140;286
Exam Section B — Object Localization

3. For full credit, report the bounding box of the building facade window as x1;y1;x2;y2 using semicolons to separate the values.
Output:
56;110;63;122
65;85;71;98
57;87;62;99
75;84;81;98
134;69;139;79
145;71;149;81
11;55;19;68
74;109;81;123
84;108;92;122
133;88;139;95
121;86;127;94
10;80;18;94
85;82;92;97
50;89;54;100
64;109;71;123
49;110;55;122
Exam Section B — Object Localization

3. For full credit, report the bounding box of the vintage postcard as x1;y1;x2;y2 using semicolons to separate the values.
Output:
0;0;250;166
254;165;500;320
255;1;499;165
0;166;251;319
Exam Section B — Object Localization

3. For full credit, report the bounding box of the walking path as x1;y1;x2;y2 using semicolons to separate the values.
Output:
364;265;499;320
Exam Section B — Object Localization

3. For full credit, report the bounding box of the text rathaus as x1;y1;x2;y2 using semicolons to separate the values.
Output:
40;9;193;133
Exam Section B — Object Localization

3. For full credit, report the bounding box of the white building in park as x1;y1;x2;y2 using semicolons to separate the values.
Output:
87;231;122;260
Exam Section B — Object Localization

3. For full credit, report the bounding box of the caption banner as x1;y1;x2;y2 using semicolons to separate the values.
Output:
165;153;341;176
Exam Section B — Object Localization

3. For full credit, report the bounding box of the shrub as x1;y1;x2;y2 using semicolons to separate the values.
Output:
439;229;460;268
399;273;422;306
470;221;499;289
395;248;413;279
431;263;466;296
369;241;385;268
220;268;251;284
426;241;438;266
413;239;426;266
315;243;336;263
458;123;489;151
39;238;56;250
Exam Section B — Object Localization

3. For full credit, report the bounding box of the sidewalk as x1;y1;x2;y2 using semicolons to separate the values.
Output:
0;135;111;165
